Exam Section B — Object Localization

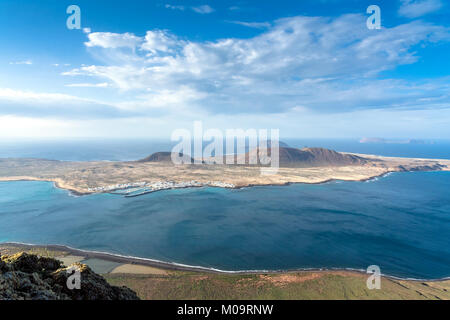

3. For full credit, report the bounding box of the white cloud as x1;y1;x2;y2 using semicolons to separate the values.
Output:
227;21;271;29
399;0;443;18
83;27;92;34
165;4;185;11
165;3;215;14
2;13;450;138
65;82;110;88
0;88;80;102
62;65;152;91
191;5;215;14
4;13;449;138
141;30;181;54
61;14;450;117
85;32;142;49
116;86;207;114
9;60;32;65
0;88;125;119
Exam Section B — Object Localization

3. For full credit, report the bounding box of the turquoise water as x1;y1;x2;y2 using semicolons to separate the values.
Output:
0;171;449;279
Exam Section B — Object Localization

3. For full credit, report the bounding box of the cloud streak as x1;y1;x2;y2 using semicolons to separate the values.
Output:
226;20;271;29
65;82;110;88
9;60;32;65
191;5;215;14
399;0;443;18
165;3;215;14
0;88;131;119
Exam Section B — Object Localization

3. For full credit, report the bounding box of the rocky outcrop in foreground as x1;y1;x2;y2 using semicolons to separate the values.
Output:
0;252;139;300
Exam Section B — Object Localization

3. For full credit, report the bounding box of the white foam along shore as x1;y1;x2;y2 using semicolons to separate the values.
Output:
1;242;449;282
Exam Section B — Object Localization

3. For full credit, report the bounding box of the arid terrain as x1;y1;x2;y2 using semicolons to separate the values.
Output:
0;147;448;195
1;243;449;300
0;246;139;300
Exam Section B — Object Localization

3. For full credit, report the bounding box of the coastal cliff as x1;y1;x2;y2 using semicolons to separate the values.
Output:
0;252;139;300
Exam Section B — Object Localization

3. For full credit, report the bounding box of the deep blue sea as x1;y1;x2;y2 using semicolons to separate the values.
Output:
0;139;449;279
0;172;449;279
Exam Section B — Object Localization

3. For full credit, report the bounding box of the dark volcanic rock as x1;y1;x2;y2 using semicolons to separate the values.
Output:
0;252;139;300
242;147;368;167
398;163;446;172
139;147;369;168
297;148;367;166
2;251;62;274
52;263;139;300
138;151;193;163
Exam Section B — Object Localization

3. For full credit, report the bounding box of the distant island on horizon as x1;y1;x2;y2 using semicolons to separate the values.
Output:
359;137;434;144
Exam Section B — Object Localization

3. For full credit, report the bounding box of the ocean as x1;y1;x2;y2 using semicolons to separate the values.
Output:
0;172;449;279
0;139;449;279
1;138;450;161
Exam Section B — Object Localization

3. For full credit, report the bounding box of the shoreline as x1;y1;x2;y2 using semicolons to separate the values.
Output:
2;241;449;282
0;151;448;197
0;176;93;196
0;169;417;197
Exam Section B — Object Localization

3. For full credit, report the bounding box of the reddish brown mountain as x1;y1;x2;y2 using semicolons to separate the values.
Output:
240;147;367;167
139;147;367;167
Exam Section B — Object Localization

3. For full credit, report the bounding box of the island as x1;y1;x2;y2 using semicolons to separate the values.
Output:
0;147;448;196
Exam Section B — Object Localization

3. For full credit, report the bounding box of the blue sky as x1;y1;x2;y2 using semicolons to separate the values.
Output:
0;0;449;139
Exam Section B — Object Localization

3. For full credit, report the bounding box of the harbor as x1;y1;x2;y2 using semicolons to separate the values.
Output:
88;180;236;197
